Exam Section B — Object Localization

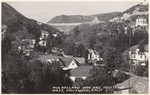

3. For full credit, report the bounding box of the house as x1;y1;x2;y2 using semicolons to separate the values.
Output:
123;27;128;34
135;17;148;27
52;33;58;37
30;39;36;45
38;55;85;70
23;49;30;56
39;30;49;40
22;39;36;50
114;75;148;94
46;58;66;68
18;39;36;56
65;59;80;70
87;49;101;60
38;30;49;47
63;57;85;70
74;57;85;64
38;40;47;46
123;44;148;66
69;66;93;82
2;25;7;39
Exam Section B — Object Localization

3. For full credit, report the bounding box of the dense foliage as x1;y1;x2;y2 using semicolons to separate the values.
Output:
2;37;72;93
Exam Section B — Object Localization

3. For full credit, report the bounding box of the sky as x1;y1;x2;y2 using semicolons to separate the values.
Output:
6;1;142;23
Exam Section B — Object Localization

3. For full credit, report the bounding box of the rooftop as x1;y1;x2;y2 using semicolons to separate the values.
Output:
122;44;148;56
70;66;93;77
87;49;99;55
38;55;85;67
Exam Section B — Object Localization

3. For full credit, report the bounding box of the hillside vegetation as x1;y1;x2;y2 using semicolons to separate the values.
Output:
2;2;61;40
48;12;121;23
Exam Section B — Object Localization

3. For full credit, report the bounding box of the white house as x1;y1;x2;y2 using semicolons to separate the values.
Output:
18;39;36;56
38;40;47;46
125;44;148;66
63;59;80;70
52;33;58;37
39;30;49;40
2;25;7;39
87;49;101;60
136;17;148;27
63;57;85;70
67;59;79;69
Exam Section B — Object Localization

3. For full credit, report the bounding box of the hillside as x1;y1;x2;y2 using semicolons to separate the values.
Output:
109;3;148;22
2;2;61;39
64;3;148;53
48;12;121;23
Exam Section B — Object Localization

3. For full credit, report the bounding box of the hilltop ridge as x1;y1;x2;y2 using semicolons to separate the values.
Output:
48;12;121;23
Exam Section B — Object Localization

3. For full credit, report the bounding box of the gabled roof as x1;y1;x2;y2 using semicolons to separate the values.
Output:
46;58;66;67
129;45;139;51
74;57;85;64
131;51;137;54
94;50;99;55
87;49;94;53
59;58;73;67
70;66;93;77
87;49;99;55
122;44;148;56
38;55;85;68
73;59;80;66
64;59;79;67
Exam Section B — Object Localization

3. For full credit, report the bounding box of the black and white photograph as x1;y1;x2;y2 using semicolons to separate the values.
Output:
1;0;149;94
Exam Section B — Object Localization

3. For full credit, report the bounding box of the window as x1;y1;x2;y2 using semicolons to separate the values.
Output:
140;55;142;58
132;54;136;58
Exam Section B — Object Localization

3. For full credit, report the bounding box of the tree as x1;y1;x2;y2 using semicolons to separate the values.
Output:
93;42;103;51
73;44;85;57
46;34;53;54
7;19;24;33
2;49;30;93
138;39;147;52
133;65;145;76
28;60;73;93
115;71;131;83
28;59;43;92
81;66;115;93
64;44;74;55
39;61;72;93
103;47;117;71
2;34;14;61
74;77;85;87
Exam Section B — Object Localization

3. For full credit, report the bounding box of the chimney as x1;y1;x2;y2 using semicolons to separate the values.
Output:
136;49;139;54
